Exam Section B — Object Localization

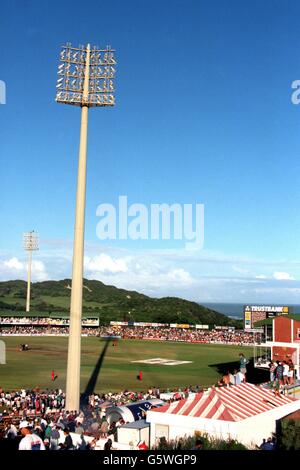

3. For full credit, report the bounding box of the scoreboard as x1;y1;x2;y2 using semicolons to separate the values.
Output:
244;305;289;329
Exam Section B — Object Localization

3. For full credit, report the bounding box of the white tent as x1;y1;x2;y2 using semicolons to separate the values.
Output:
146;383;300;448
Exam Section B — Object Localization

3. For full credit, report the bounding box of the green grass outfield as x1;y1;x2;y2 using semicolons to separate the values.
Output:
0;336;254;392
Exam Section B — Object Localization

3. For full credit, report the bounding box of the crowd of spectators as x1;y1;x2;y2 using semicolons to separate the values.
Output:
0;352;290;453
0;384;198;417
0;326;100;336
0;317;98;326
0;323;257;345
113;326;256;345
0;389;66;414
0;384;203;451
0;377;284;451
0;317;70;325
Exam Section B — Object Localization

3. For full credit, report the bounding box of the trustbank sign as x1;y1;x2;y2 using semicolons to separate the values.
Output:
245;305;288;313
96;196;204;250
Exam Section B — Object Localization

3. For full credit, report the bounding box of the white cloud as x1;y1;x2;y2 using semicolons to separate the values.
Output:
4;257;24;270
2;243;300;303
0;257;48;281
31;260;49;281
273;272;295;281
167;268;193;283
84;254;129;274
232;265;249;274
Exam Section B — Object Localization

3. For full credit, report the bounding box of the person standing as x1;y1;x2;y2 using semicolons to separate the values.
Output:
269;360;277;383
18;421;45;450
239;353;248;381
282;361;289;385
288;362;295;385
275;361;284;386
49;425;60;450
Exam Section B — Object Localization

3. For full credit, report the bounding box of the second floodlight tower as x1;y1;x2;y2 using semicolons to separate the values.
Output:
56;43;116;411
23;231;39;312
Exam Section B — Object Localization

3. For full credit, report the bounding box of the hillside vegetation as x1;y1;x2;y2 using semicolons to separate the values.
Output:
0;279;242;327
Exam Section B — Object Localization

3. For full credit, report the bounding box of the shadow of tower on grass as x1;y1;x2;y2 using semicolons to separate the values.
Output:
80;338;110;409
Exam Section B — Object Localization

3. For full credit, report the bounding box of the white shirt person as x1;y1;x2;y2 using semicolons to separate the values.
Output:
18;421;45;450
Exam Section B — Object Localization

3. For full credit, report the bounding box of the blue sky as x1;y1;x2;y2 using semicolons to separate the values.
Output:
1;0;300;303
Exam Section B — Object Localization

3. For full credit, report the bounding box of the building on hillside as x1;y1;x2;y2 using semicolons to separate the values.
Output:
146;383;300;448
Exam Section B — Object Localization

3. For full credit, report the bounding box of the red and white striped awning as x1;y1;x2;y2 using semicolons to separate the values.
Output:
151;383;297;421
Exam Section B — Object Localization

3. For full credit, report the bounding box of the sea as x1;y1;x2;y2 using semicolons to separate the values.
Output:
201;303;300;320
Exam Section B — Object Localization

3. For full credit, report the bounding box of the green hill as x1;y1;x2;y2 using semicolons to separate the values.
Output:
0;279;242;327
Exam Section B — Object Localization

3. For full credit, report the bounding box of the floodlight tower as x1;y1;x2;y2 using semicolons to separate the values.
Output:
55;43;116;411
23;231;39;312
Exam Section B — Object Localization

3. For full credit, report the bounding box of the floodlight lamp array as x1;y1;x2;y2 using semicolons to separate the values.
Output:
23;231;39;251
55;43;116;107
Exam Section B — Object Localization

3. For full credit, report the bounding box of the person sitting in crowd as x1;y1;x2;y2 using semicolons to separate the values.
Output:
100;416;109;438
218;372;231;387
192;438;204;450
233;369;245;385
87;437;98;450
78;434;89;450
137;440;149;450
61;428;74;450
108;421;118;441
259;437;275;450
103;438;113;450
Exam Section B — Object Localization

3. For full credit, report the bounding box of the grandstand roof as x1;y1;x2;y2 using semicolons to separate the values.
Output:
151;383;297;421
